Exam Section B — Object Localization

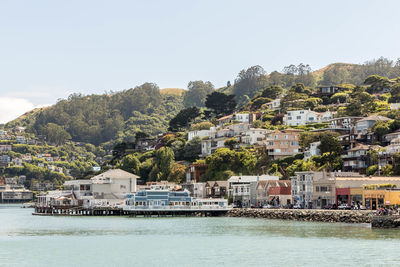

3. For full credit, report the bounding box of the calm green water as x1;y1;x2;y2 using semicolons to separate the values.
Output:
1;205;400;267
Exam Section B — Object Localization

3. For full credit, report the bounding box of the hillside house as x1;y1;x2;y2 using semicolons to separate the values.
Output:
265;129;303;159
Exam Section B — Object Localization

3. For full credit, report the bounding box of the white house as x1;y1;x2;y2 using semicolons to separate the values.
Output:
283;110;334;126
303;141;321;160
241;128;268;145
266;99;281;111
188;129;211;141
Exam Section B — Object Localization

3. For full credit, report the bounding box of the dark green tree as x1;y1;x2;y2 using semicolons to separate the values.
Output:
205;92;236;117
168;107;201;132
183;81;214;108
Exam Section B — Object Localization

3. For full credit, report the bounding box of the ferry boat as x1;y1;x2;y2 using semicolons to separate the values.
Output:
123;189;229;211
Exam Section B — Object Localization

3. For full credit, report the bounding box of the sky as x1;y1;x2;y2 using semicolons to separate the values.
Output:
0;0;399;123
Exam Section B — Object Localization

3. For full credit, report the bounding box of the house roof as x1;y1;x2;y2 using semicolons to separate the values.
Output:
217;115;233;121
91;169;139;182
348;144;370;151
357;115;391;122
228;175;279;183
205;181;228;187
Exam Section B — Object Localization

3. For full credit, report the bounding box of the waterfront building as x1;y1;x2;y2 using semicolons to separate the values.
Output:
124;189;228;210
228;175;279;207
256;180;291;206
362;186;400;209
0;184;33;203
204;181;228;198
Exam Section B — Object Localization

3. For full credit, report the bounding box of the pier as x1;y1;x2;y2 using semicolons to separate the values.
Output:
33;205;229;217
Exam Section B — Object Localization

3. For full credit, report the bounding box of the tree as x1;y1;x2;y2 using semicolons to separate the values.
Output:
318;134;342;155
389;82;400;103
41;123;71;146
364;75;391;94
168;107;201;132
183;136;201;161
224;137;239;150
371;120;392;142
190;121;214;131
233;65;268;100
167;163;186;184
205;92;236;117
183;80;214;108
154;147;175;181
259;85;283;99
304;98;323;110
120;154;140;174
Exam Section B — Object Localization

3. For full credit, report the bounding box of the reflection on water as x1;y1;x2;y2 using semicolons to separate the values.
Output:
1;205;400;266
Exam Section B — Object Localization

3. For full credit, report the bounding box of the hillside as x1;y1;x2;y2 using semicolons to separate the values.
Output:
160;88;185;96
6;83;184;147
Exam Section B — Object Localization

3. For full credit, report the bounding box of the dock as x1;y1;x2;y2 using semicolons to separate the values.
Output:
33;205;229;217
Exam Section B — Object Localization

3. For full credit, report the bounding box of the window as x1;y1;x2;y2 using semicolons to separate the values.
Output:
296;116;301;120
309;117;314;121
284;135;288;139
316;186;319;192
302;184;305;191
288;116;292;120
300;111;304;114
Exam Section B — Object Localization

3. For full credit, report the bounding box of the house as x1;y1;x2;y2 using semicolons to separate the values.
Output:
146;181;179;191
283;110;319;126
240;128;268;146
11;158;23;166
266;99;281;111
188;129;211;141
204;181;228;198
234;113;257;124
185;163;208;183
15;136;26;144
303;141;321;160
341;144;379;173
327;117;363;131
90;169;139;205
313;86;345;97
383;130;400;144
256;180;291;206
0;155;10;166
216;115;233;126
355;115;391;133
0;145;12;152
135;138;157;151
5;177;17;185
228;175;279;207
265;129;303;159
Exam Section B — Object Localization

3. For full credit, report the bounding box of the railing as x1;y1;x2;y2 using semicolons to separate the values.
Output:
123;205;230;211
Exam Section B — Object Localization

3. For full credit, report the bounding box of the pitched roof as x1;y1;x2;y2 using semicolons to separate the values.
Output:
91;169;139;182
357;115;391;122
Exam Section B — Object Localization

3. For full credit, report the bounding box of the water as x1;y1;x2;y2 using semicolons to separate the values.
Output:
1;205;400;267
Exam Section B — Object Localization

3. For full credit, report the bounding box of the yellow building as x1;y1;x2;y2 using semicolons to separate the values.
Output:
362;188;400;210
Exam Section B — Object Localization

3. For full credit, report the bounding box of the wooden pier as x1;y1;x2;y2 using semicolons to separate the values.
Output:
33;205;229;217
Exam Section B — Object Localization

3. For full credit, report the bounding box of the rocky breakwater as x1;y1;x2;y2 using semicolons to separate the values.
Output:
227;208;374;224
371;216;400;228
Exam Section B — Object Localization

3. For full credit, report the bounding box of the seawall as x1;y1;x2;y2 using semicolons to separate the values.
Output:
227;208;375;224
371;216;400;228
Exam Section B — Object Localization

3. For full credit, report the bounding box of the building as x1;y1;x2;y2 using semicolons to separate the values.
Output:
204;181;228;198
188;129;211;141
0;145;12;152
303;141;321;160
283;110;333;126
234;113;257;124
185;163;208;183
228;175;279;207
256;180;291;206
314;86;345;97
362;186;400;210
216;115;233;126
327;117;363;131
292;171;362;209
240;128;268;146
266;99;281;111
0;184;33;203
265;129;303;159
342;144;380;173
192;182;206;198
355;115;391;133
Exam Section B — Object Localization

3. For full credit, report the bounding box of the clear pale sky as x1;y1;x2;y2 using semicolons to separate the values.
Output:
0;0;399;123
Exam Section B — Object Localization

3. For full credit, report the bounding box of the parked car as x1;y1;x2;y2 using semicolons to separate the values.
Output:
323;204;337;210
263;204;275;209
338;203;352;210
352;205;366;210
